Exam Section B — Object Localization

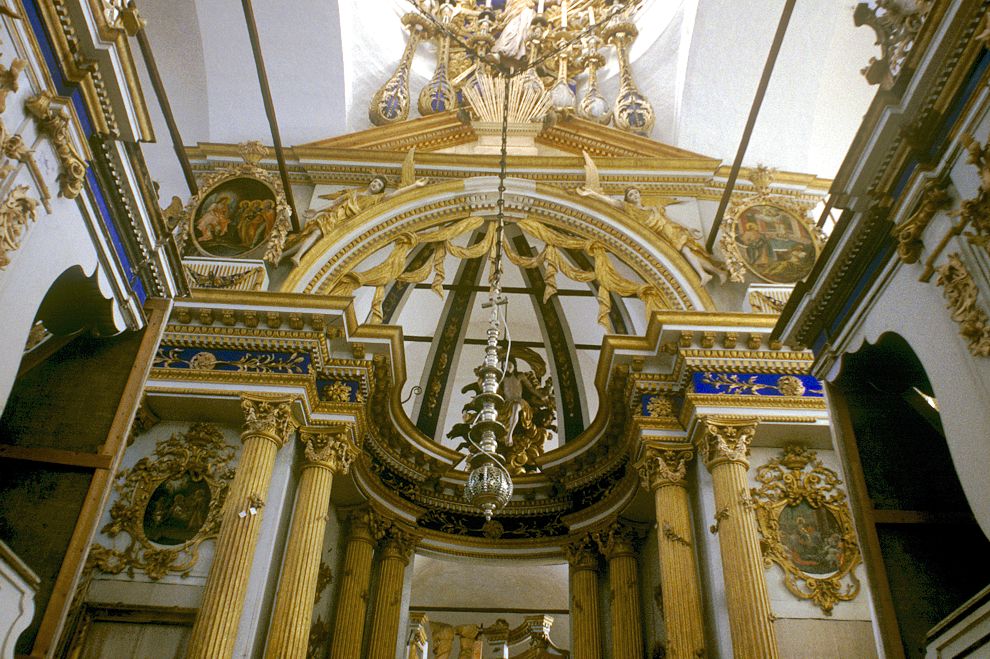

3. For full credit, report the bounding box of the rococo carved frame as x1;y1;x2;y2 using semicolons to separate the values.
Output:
751;445;862;615
89;423;235;580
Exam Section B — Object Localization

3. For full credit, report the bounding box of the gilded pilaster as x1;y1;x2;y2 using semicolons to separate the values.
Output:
329;507;379;659
636;445;706;659
565;535;602;659
187;394;296;659
366;525;417;659
265;427;358;659
697;418;778;659
595;522;643;659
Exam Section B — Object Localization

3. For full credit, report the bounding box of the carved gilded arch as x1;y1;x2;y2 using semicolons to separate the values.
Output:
280;178;715;316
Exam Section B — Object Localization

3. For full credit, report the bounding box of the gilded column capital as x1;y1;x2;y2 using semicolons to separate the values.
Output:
635;445;693;491
594;521;639;560
346;506;380;544
240;394;296;447
299;426;358;474
379;526;418;563
696;417;758;470
564;534;600;572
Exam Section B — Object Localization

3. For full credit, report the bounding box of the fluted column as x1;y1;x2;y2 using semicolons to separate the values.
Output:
187;394;296;659
366;525;417;659
697;418;778;659
329;507;379;659
636;445;706;659
595;522;643;659
265;427;358;659
565;535;602;659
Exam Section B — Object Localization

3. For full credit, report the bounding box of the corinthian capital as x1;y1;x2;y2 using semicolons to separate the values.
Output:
240;394;296;446
379;525;418;563
696;417;757;470
635;445;693;491
594;521;639;560
564;534;599;571
299;426;358;474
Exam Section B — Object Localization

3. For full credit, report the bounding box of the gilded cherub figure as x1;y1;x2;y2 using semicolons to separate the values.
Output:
281;148;428;266
575;151;727;285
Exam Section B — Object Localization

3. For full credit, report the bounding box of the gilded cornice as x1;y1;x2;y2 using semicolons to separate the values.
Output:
33;0;152;139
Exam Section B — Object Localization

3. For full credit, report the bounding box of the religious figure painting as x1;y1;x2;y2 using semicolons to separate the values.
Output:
733;203;817;283
142;470;212;546
191;177;279;258
777;500;845;576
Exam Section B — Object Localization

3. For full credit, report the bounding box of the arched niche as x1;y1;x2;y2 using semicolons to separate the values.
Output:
831;332;990;659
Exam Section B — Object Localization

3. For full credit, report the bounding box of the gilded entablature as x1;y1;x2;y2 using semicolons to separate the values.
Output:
89;423;235;580
752;445;862;615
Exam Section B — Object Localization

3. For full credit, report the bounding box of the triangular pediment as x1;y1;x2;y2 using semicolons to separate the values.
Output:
298;111;720;166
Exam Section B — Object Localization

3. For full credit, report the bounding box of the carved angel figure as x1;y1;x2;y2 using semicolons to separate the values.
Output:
449;348;556;474
281;148;428;266
575;151;727;285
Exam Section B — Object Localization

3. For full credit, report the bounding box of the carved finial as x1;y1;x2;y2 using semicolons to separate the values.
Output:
749;164;776;195
238;140;267;167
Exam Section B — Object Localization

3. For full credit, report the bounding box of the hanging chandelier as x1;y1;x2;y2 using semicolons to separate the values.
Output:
461;75;515;521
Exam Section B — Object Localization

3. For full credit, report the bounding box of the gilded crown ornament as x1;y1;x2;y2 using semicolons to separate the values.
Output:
368;0;656;135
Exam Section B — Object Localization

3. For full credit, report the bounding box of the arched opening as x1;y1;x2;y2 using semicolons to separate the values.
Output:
831;333;990;658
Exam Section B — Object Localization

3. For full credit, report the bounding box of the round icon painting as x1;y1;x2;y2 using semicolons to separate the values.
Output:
142;471;211;546
733;204;817;283
191;177;279;258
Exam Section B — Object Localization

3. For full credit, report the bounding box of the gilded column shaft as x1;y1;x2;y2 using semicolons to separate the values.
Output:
596;523;643;659
654;485;706;658
266;428;357;659
637;446;706;659
366;529;416;659
698;419;778;659
329;510;377;659
187;395;295;659
566;537;602;659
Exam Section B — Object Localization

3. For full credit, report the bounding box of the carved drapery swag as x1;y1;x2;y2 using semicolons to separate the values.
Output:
751;445;862;615
331;214;672;330
89;423;236;579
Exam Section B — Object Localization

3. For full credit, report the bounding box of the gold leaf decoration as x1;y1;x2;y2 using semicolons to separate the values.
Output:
89;423;235;580
751;445;862;615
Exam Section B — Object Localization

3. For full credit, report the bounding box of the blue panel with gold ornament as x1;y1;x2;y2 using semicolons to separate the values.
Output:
316;379;363;403
692;372;823;397
154;346;310;375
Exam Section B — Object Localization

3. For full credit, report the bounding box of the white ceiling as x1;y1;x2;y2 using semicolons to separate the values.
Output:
136;0;879;202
